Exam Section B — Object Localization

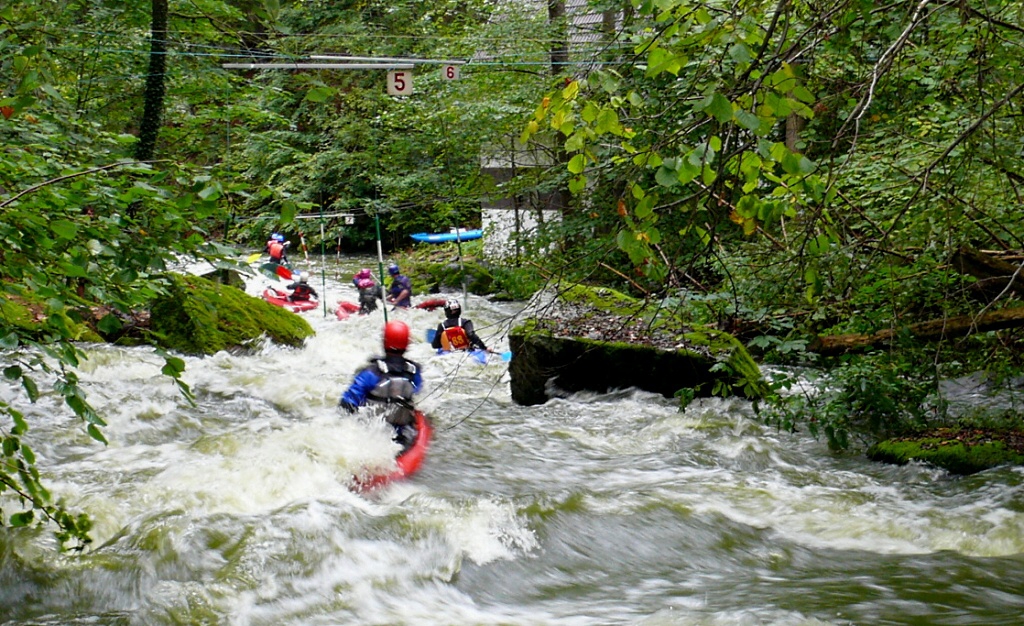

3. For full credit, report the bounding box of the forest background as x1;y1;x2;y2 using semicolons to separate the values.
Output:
2;0;1023;548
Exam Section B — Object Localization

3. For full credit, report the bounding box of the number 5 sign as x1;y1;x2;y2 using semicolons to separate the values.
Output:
387;70;413;96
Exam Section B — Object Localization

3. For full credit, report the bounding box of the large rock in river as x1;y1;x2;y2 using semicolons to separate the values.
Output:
508;285;765;406
149;274;313;356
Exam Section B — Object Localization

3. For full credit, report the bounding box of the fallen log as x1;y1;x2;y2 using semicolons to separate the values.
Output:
950;246;1024;301
809;306;1024;356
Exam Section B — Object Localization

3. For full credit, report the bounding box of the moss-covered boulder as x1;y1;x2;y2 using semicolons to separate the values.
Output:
148;274;313;356
509;284;765;406
867;428;1024;474
0;293;104;343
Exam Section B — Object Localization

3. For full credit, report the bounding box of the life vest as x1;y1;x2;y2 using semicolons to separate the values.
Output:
367;359;419;426
290;284;314;301
268;241;285;261
440;318;471;351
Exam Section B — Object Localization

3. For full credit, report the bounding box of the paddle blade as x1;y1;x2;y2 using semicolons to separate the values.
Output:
425;329;437;343
471;350;488;364
501;351;512;362
246;252;261;263
275;265;292;279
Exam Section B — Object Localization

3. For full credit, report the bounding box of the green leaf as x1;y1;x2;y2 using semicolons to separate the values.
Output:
703;93;733;123
595;108;622;135
655;165;678;187
792;85;815;103
96;314;122;335
564;131;586;152
9;511;33;527
735;110;761;131
568;175;586;194
50;220;78;239
635;196;655;218
22;377;39;403
3;366;22;380
161;356;186;378
567;154;586;174
87;424;108;445
677;159;700;185
305;86;334;103
0;333;20;350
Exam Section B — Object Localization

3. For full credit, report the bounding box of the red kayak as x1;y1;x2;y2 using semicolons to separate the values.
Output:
262;288;319;312
353;411;433;492
335;301;360;320
414;298;446;311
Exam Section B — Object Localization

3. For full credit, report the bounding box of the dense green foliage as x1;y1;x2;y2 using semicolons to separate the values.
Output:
3;0;1024;546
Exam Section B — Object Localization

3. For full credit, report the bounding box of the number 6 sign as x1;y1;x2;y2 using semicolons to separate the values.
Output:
443;64;460;81
387;70;413;96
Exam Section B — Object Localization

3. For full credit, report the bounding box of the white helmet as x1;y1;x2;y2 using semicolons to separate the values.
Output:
443;298;461;318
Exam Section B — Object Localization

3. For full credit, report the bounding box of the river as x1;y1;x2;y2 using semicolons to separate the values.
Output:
2;257;1023;625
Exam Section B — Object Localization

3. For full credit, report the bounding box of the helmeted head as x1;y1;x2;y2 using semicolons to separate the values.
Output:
356;278;374;290
298;274;308;284
271;233;285;242
387;264;400;276
443;298;461;319
383;320;410;353
356;268;372;280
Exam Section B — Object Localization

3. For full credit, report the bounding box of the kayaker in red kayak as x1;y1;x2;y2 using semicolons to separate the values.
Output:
339;321;423;449
284;272;318;302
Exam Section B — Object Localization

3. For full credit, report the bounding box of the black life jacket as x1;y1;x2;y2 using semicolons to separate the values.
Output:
367;357;419;426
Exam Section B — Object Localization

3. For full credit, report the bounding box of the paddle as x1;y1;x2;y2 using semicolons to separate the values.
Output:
425;329;437;343
246;252;261;263
500;351;512;362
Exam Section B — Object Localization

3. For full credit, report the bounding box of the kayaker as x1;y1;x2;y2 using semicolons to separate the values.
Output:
285;272;318;302
431;298;490;352
352;268;383;314
386;264;412;308
264;233;291;266
339;321;423;449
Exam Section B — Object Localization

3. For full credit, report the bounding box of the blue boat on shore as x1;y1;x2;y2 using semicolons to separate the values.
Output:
410;228;483;243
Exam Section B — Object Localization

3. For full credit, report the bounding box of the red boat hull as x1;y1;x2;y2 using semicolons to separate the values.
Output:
262;288;318;312
353;411;432;492
335;301;360;320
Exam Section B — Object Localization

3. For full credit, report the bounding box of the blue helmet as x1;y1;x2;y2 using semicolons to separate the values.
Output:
271;233;285;242
387;264;400;276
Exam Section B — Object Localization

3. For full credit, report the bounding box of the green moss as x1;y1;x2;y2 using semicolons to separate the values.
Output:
0;293;104;343
867;433;1024;475
560;284;641;314
148;274;313;356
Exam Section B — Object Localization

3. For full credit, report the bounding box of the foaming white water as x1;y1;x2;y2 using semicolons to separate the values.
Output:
3;257;1024;625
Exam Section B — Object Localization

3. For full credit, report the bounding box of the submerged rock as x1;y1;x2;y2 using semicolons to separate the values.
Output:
867;428;1024;474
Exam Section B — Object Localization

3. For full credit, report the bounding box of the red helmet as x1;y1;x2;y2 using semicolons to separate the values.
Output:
383;320;410;352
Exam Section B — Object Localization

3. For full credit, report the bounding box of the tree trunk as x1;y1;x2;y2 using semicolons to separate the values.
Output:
548;1;569;71
547;1;574;214
134;0;168;164
809;307;1024;356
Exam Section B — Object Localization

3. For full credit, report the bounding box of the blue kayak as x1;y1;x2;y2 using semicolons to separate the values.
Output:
410;229;483;243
